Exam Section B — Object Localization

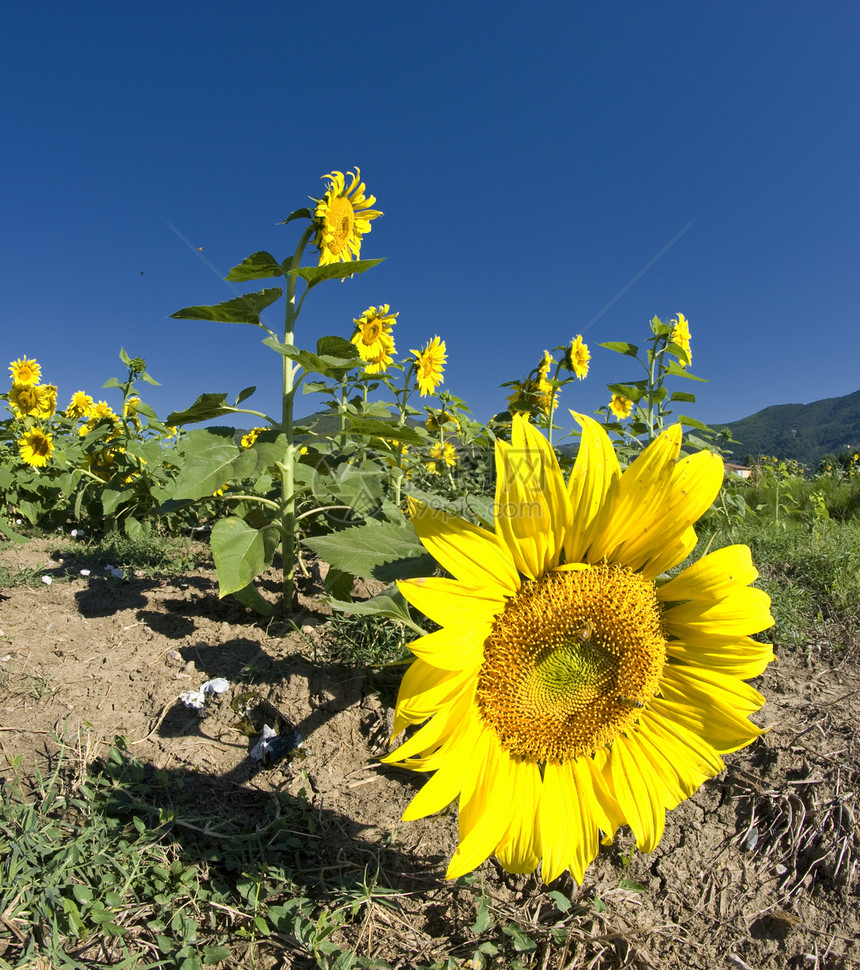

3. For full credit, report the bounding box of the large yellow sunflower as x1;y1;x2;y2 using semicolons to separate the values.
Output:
411;337;447;397
313;168;382;266
18;428;54;467
384;414;774;883
8;357;41;386
352;305;398;364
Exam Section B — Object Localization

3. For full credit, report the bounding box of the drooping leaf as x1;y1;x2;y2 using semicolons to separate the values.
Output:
678;414;714;432
166;394;234;427
260;337;360;379
669;390;697;404
607;383;645;404
664;361;707;381
231;581;275;616
234;386;257;405
211;517;280;597
225;251;284;282
317;334;360;360
170;287;282;325
167;435;258;501
278;206;313;225
303;519;428;581
288;258;384;289
599;341;639;357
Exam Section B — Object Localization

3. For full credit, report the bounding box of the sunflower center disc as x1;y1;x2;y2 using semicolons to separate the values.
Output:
476;564;667;764
326;196;355;254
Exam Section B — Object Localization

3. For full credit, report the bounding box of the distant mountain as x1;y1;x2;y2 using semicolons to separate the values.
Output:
715;389;860;468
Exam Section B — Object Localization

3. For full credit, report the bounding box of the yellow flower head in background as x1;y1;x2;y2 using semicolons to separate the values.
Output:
66;391;94;420
364;336;395;375
425;409;460;433
313;168;382;266
412;337;447;397
671;312;692;368
385;414;773;883
565;334;590;380
123;396;142;430
8;383;39;418
9;357;41;386
34;384;58;419
352;305;398;365
429;442;458;467
18;428;54;467
609;393;634;420
240;427;266;449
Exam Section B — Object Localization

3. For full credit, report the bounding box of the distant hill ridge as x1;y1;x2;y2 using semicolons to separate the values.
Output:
717;388;860;467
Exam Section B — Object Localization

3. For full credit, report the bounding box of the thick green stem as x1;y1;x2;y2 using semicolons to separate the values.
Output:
280;226;314;611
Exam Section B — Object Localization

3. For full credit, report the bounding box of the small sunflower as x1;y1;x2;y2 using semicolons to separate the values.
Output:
8;383;39;418
411;337;447;397
671;313;692;368
66;391;94;420
565;335;590;380
352;305;398;363
384;414;773;883
313;168;382;266
609;393;634;420
429;442;458;467
9;357;41;386
365;334;395;375
34;384;57;419
18;428;54;467
240;427;266;449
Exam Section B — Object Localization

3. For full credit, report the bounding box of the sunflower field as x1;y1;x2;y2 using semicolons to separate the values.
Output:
2;169;859;970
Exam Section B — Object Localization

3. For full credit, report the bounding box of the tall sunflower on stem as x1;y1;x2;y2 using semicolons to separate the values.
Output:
384;413;773;882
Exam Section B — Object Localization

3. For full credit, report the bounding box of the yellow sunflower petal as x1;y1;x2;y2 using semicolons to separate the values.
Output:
588;425;683;562
401;709;483;821
658;545;759;602
617;449;724;573
666;633;775;679
494;416;570;579
388;659;474;733
663;587;774;638
607;732;667;853
397;576;505;644
387;686;476;768
642;526;698;580
447;729;516;878
565;412;621;563
495;758;542;874
408;499;519;591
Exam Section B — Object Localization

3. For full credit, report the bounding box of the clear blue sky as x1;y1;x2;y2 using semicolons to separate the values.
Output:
4;2;858;430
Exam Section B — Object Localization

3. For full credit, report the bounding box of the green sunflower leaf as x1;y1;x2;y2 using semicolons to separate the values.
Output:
225;251;285;282
669;390;697;404
166;393;234;426
170;287;283;325
663;361;707;381
600;341;639;357
211;517;280;597
677;414;713;432
303;519;428;581
278;206;313;225
607;383;645;403
288;258;385;289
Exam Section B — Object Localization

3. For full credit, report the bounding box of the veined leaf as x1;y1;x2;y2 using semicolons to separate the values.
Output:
168;435;258;501
170;287;282;325
669;390;697;404
600;341;639;357
278;206;313;225
678;414;714;432
664;361;707;381
260;337;359;378
317;334;360;360
166;393;234;426
211;518;280;597
289;258;384;288
225;251;284;282
607;383;645;403
329;589;416;626
303;519;427;581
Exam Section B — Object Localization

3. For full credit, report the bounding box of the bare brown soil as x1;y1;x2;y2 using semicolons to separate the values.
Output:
1;537;859;969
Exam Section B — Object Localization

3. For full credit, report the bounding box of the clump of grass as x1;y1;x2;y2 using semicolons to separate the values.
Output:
72;532;205;578
324;612;414;667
